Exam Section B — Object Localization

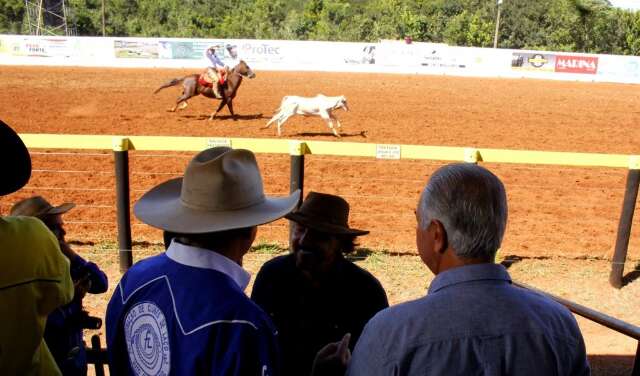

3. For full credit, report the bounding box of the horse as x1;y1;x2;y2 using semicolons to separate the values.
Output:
154;60;256;121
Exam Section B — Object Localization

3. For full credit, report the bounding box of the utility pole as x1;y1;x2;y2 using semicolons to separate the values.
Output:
493;0;502;48
101;0;106;36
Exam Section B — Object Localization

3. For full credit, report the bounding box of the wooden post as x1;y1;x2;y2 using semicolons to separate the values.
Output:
113;137;133;272
632;340;640;376
288;141;306;248
610;165;640;289
90;335;106;376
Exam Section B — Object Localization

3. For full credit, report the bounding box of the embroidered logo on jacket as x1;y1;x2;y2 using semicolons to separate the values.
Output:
125;302;171;375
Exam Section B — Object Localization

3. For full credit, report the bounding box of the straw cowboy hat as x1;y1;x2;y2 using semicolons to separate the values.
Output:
134;147;300;233
286;192;369;236
0;120;31;196
10;196;75;218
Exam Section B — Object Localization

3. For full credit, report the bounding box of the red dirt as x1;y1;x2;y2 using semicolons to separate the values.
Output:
3;66;640;375
1;66;640;259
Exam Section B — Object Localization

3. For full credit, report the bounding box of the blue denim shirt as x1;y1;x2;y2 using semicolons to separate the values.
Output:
347;263;590;376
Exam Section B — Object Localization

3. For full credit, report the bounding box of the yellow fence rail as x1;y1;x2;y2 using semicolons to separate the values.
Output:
17;132;640;289
19;133;640;169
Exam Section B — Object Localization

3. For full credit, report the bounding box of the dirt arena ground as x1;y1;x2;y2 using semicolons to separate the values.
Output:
1;66;639;374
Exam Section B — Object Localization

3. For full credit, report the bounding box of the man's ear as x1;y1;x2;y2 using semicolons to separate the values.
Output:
432;220;448;254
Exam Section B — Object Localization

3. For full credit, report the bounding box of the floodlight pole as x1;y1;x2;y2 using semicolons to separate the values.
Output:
493;0;502;49
101;0;105;36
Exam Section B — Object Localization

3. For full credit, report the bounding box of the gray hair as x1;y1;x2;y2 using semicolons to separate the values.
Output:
417;163;508;260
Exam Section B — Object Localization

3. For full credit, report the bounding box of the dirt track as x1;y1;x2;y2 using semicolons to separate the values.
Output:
1;66;640;258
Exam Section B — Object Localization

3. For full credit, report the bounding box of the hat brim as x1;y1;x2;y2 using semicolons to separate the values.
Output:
46;203;76;216
134;178;300;233
1;121;31;196
285;212;369;236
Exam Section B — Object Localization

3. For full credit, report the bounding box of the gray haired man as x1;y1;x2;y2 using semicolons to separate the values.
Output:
347;163;590;375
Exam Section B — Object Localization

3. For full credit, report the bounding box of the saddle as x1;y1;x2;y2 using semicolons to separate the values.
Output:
198;74;213;88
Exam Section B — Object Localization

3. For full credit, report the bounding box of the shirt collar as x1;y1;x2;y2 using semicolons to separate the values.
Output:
166;240;251;291
428;263;511;294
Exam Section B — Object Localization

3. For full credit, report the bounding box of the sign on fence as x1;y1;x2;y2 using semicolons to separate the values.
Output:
376;144;401;160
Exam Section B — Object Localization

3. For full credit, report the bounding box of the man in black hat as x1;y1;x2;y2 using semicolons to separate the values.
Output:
0;120;74;375
251;192;389;376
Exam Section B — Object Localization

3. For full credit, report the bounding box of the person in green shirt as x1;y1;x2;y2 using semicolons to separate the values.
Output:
0;120;74;375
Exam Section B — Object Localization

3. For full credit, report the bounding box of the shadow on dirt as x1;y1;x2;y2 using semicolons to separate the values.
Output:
622;261;640;287
293;130;368;138
177;113;267;121
588;354;636;376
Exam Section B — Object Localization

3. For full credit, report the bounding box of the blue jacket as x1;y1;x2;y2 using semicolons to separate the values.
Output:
44;254;108;376
106;242;280;375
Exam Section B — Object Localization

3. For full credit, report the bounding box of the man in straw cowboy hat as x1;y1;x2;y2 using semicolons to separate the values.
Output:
11;195;108;376
252;192;388;376
0;120;74;375
106;148;350;375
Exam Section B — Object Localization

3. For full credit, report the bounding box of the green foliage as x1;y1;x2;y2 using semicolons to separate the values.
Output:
3;0;640;56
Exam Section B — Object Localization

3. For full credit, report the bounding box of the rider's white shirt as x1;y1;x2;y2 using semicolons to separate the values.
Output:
224;56;241;69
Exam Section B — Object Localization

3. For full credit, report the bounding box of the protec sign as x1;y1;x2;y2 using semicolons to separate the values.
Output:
555;55;598;74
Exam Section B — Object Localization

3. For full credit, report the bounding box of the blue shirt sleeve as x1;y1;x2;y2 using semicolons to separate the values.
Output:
206;49;225;68
70;254;108;294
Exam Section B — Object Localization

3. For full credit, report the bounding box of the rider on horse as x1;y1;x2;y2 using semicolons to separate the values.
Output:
203;44;240;99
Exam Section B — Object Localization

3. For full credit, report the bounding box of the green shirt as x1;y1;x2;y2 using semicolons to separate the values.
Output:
0;216;74;375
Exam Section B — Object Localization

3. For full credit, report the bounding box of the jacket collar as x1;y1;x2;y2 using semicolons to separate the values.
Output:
166;240;251;291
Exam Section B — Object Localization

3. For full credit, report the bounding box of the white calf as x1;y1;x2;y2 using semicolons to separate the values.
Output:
264;95;349;137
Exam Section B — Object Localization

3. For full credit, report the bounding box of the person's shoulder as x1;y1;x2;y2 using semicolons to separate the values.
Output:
515;286;576;320
257;253;294;273
1;216;60;253
366;296;429;329
341;258;384;286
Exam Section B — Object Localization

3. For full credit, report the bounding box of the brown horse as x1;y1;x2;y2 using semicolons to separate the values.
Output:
154;60;256;120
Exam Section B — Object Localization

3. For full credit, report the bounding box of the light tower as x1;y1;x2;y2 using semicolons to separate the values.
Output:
24;0;73;36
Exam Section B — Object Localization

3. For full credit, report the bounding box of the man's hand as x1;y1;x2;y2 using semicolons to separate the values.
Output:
73;275;91;301
311;333;351;376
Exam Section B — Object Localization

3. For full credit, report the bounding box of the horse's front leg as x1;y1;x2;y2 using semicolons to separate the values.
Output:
321;111;341;138
209;99;227;121
227;99;237;121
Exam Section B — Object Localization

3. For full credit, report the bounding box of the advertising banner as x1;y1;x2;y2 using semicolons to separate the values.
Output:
511;52;556;72
554;55;598;74
5;36;74;57
114;40;159;59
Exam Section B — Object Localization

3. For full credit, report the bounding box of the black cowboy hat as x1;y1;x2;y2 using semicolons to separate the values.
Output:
0;120;31;196
286;192;369;236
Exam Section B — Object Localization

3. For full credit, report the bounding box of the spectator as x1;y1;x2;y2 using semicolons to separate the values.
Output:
106;147;301;375
252;192;388;376
0;120;74;375
11;196;108;376
347;163;590;375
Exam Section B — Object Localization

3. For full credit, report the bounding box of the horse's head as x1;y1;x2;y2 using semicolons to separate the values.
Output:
233;60;256;79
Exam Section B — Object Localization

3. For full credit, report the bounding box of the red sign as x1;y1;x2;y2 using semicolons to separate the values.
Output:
555;55;598;74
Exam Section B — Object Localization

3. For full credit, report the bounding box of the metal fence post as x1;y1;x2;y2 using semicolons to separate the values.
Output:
289;141;306;248
610;159;640;289
113;137;133;272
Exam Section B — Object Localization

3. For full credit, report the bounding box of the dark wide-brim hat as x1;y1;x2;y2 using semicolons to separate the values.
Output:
134;147;300;233
10;195;75;218
285;191;369;236
0;120;31;196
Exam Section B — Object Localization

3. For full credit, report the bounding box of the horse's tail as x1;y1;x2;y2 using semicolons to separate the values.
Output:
154;77;185;94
